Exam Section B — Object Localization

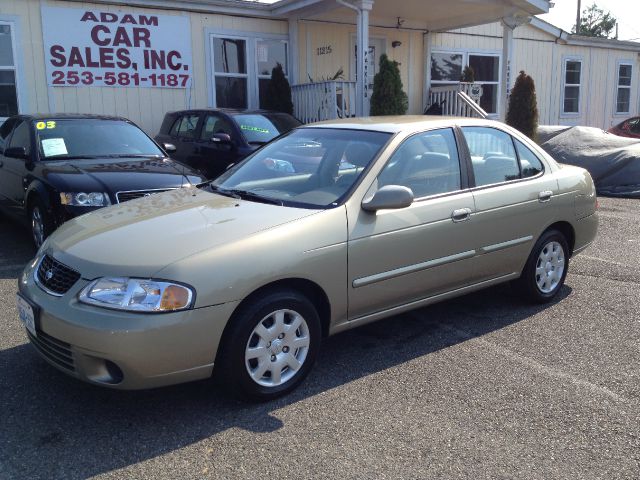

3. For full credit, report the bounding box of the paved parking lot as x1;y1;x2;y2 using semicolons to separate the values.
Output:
1;197;639;479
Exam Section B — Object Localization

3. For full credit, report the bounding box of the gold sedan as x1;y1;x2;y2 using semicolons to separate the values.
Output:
17;117;598;400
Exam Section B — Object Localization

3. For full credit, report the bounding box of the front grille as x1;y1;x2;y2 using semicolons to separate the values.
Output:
26;329;76;373
36;255;80;296
116;188;173;203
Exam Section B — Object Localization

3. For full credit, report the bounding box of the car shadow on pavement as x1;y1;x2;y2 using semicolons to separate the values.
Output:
0;283;571;479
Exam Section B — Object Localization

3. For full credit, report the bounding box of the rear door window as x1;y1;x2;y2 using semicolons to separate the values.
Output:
169;114;200;139
461;127;520;187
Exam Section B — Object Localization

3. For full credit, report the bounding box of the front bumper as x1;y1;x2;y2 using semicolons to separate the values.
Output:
18;258;239;390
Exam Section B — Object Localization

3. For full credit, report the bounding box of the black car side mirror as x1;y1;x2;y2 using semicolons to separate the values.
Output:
163;143;177;153
4;146;28;159
211;133;232;144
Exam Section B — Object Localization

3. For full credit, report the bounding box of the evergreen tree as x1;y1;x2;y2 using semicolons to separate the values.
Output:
262;63;293;114
460;65;475;83
574;3;617;38
370;54;408;116
506;71;538;140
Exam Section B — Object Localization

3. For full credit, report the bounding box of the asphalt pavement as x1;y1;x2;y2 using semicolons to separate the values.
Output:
0;197;638;479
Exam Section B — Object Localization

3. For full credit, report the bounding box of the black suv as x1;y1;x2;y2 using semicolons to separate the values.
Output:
0;114;205;247
155;109;301;179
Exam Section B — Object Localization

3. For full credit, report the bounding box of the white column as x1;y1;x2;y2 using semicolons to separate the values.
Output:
500;22;514;121
355;0;374;116
500;16;531;121
288;17;299;85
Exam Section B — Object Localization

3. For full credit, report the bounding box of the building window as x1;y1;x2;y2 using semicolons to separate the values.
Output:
0;23;18;118
212;37;248;109
257;39;288;109
563;59;582;115
616;63;632;114
430;51;500;115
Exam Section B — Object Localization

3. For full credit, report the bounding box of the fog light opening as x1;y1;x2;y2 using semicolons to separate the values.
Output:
105;360;124;384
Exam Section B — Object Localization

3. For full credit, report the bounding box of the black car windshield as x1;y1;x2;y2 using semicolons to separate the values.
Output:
34;119;164;160
211;128;391;208
232;113;301;144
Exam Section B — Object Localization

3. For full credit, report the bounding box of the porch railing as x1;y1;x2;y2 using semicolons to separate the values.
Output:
291;81;357;124
427;83;486;118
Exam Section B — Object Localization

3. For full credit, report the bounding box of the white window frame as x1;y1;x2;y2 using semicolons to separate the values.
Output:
429;48;502;118
255;37;289;109
210;35;250;109
615;60;633;116
561;57;583;117
0;18;22;122
206;29;289;110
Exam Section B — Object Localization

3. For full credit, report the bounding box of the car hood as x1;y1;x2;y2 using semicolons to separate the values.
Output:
44;186;321;278
38;157;204;195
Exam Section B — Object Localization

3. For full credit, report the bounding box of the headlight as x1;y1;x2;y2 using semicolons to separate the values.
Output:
79;278;194;312
60;192;111;207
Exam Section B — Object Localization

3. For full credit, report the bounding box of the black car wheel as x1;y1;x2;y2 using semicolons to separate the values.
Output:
514;229;569;304
29;198;53;248
216;288;321;401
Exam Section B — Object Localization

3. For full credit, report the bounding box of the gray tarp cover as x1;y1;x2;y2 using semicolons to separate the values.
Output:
537;125;640;198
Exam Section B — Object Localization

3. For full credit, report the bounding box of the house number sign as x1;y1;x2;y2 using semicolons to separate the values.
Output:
316;46;333;56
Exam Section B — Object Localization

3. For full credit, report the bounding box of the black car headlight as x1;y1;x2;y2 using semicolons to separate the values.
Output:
60;192;111;207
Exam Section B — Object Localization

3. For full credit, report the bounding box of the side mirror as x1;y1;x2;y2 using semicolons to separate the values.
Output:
211;133;232;144
361;185;414;212
4;146;28;159
163;143;177;153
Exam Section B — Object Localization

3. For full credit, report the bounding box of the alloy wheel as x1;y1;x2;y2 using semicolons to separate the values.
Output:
535;240;565;294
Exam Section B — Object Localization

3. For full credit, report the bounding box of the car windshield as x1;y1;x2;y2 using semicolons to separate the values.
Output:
35;119;164;160
210;128;391;208
232;113;302;144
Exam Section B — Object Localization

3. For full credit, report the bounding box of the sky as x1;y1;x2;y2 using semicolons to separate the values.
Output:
537;0;640;41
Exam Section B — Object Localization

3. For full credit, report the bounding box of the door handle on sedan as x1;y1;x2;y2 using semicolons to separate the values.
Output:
451;208;472;223
538;190;553;203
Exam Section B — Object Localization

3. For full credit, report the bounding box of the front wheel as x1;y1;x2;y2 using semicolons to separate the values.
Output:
29;199;54;249
216;289;321;401
514;229;569;304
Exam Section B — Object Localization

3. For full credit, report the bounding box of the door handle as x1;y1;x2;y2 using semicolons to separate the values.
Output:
451;208;472;223
538;190;553;202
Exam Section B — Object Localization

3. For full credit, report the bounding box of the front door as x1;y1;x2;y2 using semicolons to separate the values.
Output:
347;127;477;319
167;113;202;169
194;113;238;178
1;119;32;217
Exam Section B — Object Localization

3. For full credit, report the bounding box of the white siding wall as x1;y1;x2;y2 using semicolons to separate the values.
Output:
431;21;640;129
0;0;287;134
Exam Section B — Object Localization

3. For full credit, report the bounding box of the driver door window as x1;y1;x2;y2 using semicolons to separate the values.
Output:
378;128;462;198
8;120;30;155
201;114;234;140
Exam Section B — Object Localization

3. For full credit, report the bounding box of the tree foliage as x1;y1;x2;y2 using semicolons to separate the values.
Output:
370;54;408;116
573;3;617;38
460;65;475;83
506;71;538;140
262;63;293;114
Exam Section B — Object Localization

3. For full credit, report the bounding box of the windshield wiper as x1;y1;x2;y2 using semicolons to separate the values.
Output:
206;185;282;205
227;189;284;206
104;154;164;158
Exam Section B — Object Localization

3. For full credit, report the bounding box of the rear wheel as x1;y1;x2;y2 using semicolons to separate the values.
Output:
514;229;569;303
29;198;53;248
216;289;321;401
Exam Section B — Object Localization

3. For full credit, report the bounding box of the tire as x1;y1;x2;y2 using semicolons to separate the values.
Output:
514;229;569;304
216;289;321;401
28;198;54;249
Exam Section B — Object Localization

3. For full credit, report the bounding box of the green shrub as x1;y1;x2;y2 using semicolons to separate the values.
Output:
262;63;293;114
506;71;539;140
370;54;408;116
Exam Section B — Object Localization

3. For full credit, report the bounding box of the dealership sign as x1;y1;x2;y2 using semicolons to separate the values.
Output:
41;6;192;88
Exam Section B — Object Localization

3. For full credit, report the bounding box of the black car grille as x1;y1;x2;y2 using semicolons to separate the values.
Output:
26;329;76;373
36;255;81;296
116;189;173;203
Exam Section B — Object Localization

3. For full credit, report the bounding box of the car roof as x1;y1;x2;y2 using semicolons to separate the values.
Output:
165;109;292;116
303;115;507;133
15;113;130;122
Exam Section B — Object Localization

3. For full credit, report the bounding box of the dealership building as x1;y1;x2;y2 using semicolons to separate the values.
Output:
1;0;639;135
